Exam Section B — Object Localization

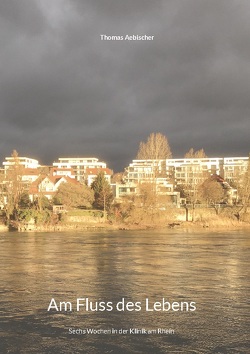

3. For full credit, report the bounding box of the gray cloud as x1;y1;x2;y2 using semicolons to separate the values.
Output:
0;0;249;171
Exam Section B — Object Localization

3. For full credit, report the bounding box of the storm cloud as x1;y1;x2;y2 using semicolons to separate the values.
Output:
0;0;249;171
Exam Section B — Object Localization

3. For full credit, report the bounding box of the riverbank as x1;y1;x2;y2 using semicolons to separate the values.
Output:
2;218;250;232
1;207;250;232
0;224;8;231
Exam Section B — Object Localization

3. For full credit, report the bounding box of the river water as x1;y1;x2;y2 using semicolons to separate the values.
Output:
0;229;249;353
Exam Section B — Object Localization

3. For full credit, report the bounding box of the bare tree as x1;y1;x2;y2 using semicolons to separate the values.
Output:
131;183;158;223
54;182;94;209
233;153;250;220
111;172;124;184
184;148;207;158
136;132;172;160
1;150;25;222
185;169;210;221
134;133;173;219
198;179;224;214
180;148;209;221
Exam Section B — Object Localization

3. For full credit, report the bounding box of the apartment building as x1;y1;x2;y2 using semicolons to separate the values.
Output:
165;157;224;186
124;159;167;184
124;156;249;194
1;156;41;188
52;157;107;182
126;157;249;185
123;159;179;206
3;156;40;170
111;183;137;201
223;157;249;183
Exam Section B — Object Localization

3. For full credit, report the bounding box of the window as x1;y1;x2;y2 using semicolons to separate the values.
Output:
119;187;127;193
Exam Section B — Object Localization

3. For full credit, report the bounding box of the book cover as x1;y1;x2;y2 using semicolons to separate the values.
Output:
0;1;249;353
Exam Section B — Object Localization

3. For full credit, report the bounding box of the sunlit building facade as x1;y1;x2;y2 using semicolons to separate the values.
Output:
3;156;40;170
125;157;248;187
52;157;107;182
223;157;249;183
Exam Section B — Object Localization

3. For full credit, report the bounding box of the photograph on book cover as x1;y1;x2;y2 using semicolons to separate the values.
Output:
0;1;249;353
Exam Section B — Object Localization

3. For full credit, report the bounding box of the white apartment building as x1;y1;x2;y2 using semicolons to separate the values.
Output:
111;182;180;207
111;183;137;200
165;158;224;186
223;157;249;183
124;159;179;205
124;158;222;186
3;156;40;169
124;159;166;184
125;156;248;187
52;157;107;182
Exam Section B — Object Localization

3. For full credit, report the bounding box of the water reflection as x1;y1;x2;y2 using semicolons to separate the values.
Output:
0;229;249;353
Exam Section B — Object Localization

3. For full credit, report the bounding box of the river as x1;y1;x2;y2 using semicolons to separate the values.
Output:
0;229;249;353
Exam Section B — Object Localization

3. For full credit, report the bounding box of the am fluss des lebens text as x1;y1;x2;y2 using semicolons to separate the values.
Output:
47;297;196;312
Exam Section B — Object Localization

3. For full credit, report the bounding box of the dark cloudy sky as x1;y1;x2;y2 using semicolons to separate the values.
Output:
0;0;249;171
